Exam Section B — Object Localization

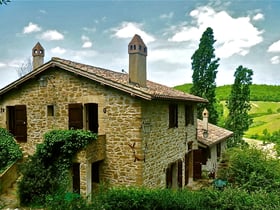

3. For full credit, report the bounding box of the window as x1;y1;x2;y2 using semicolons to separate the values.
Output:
47;105;54;116
185;105;194;126
169;104;178;128
68;103;98;133
85;103;98;133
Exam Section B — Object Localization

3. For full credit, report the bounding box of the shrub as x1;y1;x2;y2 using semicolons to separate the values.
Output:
218;147;280;192
18;129;97;206
0;128;22;173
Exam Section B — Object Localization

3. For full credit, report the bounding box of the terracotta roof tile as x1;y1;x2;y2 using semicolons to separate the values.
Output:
197;119;233;147
51;57;207;102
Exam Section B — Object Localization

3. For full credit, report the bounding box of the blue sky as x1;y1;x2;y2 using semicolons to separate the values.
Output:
1;0;280;89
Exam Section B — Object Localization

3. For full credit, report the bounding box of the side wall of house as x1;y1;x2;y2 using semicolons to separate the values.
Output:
141;100;197;188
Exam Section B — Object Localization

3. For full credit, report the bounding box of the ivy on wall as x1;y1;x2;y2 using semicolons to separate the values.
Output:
18;129;97;206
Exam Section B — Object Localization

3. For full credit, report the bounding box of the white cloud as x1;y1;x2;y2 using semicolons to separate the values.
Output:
169;6;263;58
0;62;6;68
81;35;92;48
40;30;64;41
51;46;66;55
160;12;174;19
82;41;92;48
23;22;41;34
252;13;264;21
270;56;280;64
268;40;280;52
113;22;155;43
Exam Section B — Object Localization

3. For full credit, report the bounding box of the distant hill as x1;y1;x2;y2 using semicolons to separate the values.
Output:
174;84;280;102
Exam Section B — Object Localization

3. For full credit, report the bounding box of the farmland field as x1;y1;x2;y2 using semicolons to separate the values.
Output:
245;101;280;138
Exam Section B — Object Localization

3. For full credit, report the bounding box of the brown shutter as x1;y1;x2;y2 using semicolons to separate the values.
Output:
68;103;83;130
193;149;202;179
14;105;27;142
177;159;182;188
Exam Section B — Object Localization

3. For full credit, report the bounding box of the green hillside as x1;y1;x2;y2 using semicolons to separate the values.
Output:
174;84;280;140
174;84;280;102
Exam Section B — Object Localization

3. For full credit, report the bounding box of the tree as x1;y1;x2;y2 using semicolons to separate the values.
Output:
225;65;253;147
0;0;10;5
190;27;220;124
17;57;32;78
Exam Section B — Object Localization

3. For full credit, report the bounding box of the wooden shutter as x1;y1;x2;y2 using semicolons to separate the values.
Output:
68;103;83;130
14;105;27;142
177;159;182;188
193;149;202;179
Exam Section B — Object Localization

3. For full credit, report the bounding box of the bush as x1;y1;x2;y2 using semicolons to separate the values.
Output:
218;147;280;192
0;128;22;173
91;187;208;210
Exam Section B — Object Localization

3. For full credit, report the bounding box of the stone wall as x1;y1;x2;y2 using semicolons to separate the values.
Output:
141;100;197;188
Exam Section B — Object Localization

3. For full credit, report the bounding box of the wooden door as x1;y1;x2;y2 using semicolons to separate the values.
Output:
68;103;83;130
72;163;80;194
193;149;202;179
14;105;27;142
185;153;189;185
177;160;182;188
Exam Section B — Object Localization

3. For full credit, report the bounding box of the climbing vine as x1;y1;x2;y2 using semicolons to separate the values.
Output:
18;129;97;206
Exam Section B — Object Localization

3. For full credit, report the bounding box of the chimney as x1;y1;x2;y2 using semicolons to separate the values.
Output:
128;34;147;87
202;108;209;138
32;42;44;70
202;108;209;131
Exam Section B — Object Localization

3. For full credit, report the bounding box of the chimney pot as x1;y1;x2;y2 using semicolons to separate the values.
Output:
128;34;147;87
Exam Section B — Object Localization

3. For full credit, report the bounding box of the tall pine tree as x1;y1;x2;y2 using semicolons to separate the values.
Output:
190;27;219;124
225;65;253;147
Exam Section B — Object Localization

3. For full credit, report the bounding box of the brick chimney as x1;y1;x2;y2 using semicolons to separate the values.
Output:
128;34;147;87
32;42;44;70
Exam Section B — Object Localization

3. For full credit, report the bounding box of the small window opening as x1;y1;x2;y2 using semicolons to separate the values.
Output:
139;45;142;51
133;45;136;50
130;45;133;50
47;105;54;116
144;47;147;53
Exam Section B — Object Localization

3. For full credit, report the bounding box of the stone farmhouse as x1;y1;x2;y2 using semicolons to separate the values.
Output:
0;35;231;197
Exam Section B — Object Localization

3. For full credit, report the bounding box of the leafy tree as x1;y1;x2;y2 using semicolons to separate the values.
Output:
225;65;253;147
17;57;32;78
190;27;220;124
0;0;10;5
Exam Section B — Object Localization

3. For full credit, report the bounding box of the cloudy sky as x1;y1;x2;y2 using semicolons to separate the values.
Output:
0;0;280;89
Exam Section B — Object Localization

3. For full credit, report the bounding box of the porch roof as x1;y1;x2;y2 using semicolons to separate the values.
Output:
197;119;233;147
